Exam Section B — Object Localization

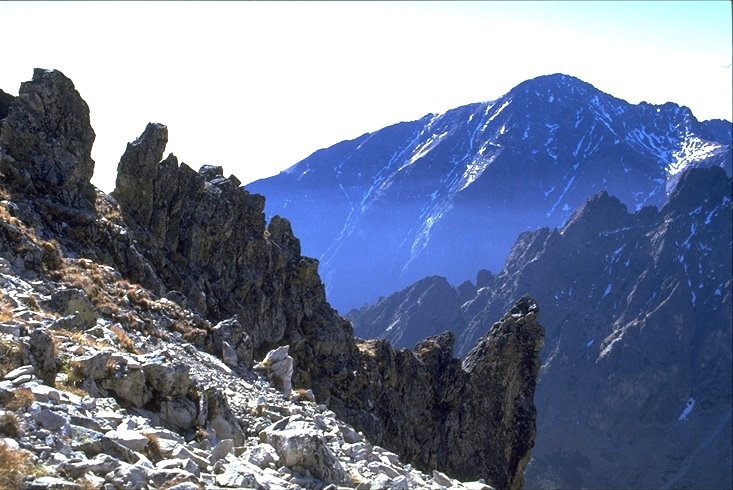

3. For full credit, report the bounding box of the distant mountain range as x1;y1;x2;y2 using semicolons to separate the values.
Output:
348;166;733;489
247;73;732;311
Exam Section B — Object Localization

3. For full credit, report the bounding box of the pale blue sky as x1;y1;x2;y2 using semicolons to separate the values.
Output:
1;1;731;192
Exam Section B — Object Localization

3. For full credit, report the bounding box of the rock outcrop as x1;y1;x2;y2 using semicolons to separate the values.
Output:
0;69;544;489
0;68;95;207
343;297;543;490
348;166;733;489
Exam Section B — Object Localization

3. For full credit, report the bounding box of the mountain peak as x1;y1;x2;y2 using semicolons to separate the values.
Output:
508;73;600;100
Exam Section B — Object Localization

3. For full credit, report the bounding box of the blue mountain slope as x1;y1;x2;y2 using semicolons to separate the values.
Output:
247;73;732;311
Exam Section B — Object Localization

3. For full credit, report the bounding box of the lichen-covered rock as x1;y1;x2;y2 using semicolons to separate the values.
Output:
199;388;245;446
208;316;253;367
44;288;98;329
0;69;95;206
0;88;14;123
28;329;59;386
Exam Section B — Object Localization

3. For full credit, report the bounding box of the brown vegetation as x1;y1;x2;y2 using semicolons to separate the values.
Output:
0;442;34;490
0;339;23;378
2;389;35;412
0;412;21;438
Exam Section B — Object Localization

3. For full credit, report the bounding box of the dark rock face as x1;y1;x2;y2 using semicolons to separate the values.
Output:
342;297;543;490
0;69;545;488
247;74;732;311
108;122;545;488
0;88;14;122
0;69;95;207
349;166;733;489
349;275;466;348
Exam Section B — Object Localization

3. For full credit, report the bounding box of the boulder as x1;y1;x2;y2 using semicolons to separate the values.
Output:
159;396;198;433
44;288;97;329
209;317;253;367
199;388;245;446
261;417;345;484
24;476;81;490
254;345;293;397
245;443;279;468
105;429;150;452
28;329;58;386
32;409;69;431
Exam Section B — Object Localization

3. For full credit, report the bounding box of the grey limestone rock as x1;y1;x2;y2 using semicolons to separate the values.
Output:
254;345;294;397
44;288;97;329
24;476;82;490
28;329;58;386
261;417;346;485
0;69;95;207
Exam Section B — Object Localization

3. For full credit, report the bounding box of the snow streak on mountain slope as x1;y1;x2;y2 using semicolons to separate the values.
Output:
247;74;732;311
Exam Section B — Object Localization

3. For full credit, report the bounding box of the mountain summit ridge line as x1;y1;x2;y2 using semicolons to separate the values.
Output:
246;73;732;311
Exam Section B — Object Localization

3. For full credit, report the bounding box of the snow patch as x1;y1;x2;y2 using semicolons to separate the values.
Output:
677;398;695;422
681;223;697;249
668;136;722;176
547;175;576;217
402;131;449;169
482;99;511;129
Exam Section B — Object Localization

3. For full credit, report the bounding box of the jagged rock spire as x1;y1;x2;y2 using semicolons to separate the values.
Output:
0;68;95;207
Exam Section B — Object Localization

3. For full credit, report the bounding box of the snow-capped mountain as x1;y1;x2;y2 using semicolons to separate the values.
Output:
348;166;733;489
247;74;732;311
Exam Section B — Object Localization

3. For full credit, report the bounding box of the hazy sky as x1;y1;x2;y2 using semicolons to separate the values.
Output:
1;1;731;192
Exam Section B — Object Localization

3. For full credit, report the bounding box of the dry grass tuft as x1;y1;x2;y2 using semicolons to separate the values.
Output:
0;441;34;490
0;339;23;378
143;432;163;462
55;360;89;397
109;324;138;354
0;412;21;438
0;290;16;323
74;477;100;490
2;389;35;412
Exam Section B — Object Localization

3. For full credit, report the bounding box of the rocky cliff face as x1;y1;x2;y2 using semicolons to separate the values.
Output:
0;69;544;489
247;74;732;311
348;166;733;489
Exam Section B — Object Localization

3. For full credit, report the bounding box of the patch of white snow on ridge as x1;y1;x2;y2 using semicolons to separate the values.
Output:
482;99;511;130
602;283;613;298
400;131;449;170
547;174;576;218
458;149;501;192
668;136;722;176
678;398;695;422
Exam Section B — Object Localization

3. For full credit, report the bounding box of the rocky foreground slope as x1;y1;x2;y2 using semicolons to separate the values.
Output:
0;69;544;489
348;166;733;489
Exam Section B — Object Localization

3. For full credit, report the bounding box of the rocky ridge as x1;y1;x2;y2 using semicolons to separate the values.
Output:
0;68;544;489
247;73;732;311
348;166;733;489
